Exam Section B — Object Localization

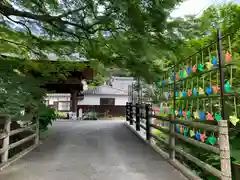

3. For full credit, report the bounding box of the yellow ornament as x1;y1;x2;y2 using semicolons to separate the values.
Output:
230;116;240;126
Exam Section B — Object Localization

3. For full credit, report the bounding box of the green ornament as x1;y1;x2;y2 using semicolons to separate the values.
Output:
183;70;188;78
207;136;217;145
190;130;195;137
214;112;222;121
183;128;188;136
224;80;231;93
180;71;184;79
168;107;173;115
187;110;191;119
197;64;205;72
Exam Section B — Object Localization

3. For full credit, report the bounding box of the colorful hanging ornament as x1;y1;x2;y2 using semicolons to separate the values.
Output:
195;131;201;141
179;91;183;98
180;126;184;134
214;112;222;121
212;56;217;66
161;122;165;126
199;87;205;95
175;110;178;116
178;109;183;117
187;110;191;119
207;136;217;145
225;51;232;63
200;133;207;142
212;86;220;94
182;110;187;117
206;85;212;95
205;62;213;70
193;111;200;119
190;129;195;137
180;71;184;79
182;91;187;97
175;73;180;80
162;80;164;87
192;65;197;73
197;64;205;72
229;115;240;126
187;66;192;75
168;92;171;99
168;107;173;115
206;112;214;120
187;89;192;96
175;91;178;97
176;126;180;133
183;128;188;136
193;88;197;96
199;111;205;120
183;70;188;78
224;80;231;93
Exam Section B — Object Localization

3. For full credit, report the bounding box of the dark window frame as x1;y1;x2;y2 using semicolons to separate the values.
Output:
100;98;115;105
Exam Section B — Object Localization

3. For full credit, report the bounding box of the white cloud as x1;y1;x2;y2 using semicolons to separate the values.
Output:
171;0;240;18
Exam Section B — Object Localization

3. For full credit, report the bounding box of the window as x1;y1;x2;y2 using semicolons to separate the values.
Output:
100;98;115;105
58;102;70;111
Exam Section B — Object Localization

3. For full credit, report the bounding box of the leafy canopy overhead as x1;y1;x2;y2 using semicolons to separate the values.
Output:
0;0;183;80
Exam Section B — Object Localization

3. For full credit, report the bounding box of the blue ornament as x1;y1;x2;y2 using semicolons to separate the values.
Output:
168;92;171;99
193;88;197;96
166;122;169;127
176;126;180;133
199;111;205;120
175;91;178;97
162;122;165;126
162;80;164;87
182;91;187;97
212;56;217;66
178;109;183;117
196;131;201;141
187;66;192;75
206;86;212;95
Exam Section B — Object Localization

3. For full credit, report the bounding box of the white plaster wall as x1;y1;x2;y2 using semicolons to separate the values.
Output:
78;95;128;106
46;94;70;105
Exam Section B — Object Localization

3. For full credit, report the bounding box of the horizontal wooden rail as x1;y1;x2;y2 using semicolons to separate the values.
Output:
150;133;169;146
140;123;146;130
150;124;170;134
9;133;36;150
173;132;220;154
172;145;221;178
1;117;39;171
10;124;36;136
0;132;7;140
152;115;219;132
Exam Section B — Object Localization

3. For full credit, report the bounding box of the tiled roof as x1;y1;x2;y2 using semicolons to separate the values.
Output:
83;85;127;95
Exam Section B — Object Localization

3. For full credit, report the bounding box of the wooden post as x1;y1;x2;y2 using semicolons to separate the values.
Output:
126;102;129;121
145;104;150;141
218;120;232;180
136;103;140;131
129;103;133;125
35;118;39;145
2;117;10;163
169;115;175;160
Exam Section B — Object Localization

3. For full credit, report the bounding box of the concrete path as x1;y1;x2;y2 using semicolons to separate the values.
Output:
0;120;187;180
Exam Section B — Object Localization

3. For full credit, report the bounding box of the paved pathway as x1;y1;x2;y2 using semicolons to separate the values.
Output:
0;120;187;180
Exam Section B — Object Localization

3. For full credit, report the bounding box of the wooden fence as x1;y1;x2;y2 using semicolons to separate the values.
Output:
125;29;239;180
126;103;231;180
0;115;39;171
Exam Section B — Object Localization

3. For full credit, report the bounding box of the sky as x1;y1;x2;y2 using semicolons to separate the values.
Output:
171;0;240;18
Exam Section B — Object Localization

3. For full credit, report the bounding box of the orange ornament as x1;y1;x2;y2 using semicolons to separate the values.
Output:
225;51;232;62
